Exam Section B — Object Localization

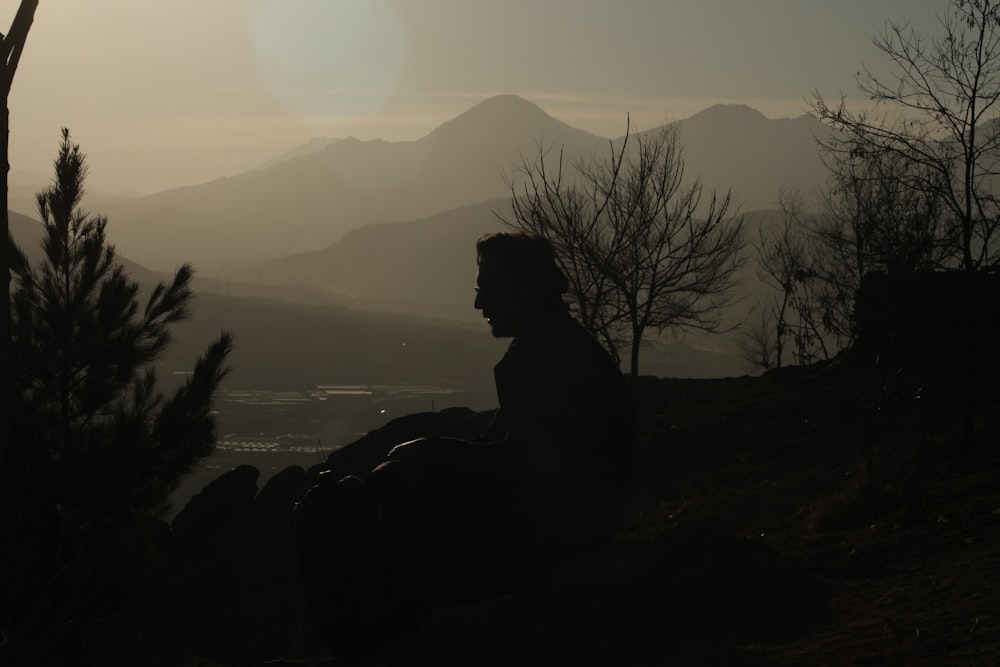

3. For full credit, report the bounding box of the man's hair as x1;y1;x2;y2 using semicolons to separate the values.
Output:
476;232;569;307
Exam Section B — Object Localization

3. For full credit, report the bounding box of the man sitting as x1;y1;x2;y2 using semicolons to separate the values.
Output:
295;232;636;660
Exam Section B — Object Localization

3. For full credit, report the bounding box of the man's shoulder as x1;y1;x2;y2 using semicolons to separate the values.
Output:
509;314;616;370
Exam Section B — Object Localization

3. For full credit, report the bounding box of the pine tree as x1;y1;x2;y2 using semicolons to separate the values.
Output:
2;129;233;653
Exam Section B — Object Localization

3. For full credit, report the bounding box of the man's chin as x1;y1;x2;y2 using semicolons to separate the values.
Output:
487;321;513;338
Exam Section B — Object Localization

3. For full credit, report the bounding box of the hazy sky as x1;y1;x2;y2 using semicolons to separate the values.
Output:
8;0;945;194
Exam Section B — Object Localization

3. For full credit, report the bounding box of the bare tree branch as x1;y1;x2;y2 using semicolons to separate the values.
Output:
500;121;745;378
810;0;1000;271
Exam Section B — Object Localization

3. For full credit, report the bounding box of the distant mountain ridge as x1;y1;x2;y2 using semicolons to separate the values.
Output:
80;95;607;273
236;198;512;322
254;136;341;171
11;92;799;382
672;104;826;209
9;211;160;284
23;95;829;276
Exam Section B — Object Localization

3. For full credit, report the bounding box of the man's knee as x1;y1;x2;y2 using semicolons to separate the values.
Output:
385;435;469;463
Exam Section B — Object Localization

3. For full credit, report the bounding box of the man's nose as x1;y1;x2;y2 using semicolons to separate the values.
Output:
474;290;483;310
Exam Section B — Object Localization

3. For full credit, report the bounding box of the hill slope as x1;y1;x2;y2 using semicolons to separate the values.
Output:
72;361;1000;666
91;95;608;272
19;96;830;276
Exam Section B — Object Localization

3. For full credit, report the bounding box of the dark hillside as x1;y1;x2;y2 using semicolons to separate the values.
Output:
42;353;1000;666
239;199;510;322
161;290;504;402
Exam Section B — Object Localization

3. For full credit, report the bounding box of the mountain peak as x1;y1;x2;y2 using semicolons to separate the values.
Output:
468;94;546;114
686;104;768;124
428;94;564;138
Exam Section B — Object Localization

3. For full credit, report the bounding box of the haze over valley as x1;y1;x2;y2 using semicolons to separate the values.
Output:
10;95;831;407
11;95;825;336
8;1;955;407
8;0;945;463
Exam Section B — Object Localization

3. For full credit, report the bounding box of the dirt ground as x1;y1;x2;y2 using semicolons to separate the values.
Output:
629;368;1000;666
24;361;996;666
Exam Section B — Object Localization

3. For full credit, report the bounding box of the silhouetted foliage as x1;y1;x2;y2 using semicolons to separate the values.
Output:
742;148;955;374
810;0;1000;272
812;145;950;347
809;0;1000;448
0;129;233;659
503;122;745;378
746;189;830;370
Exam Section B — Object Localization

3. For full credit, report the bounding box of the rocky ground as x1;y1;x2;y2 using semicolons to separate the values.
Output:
627;368;1000;666
59;358;1000;665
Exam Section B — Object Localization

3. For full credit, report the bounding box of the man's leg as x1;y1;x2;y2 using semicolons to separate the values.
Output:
370;437;529;604
294;472;391;661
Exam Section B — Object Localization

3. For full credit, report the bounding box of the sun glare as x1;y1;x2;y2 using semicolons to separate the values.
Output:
249;0;409;127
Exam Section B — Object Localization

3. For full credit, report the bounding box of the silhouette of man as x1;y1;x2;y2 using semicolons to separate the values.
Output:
295;232;636;660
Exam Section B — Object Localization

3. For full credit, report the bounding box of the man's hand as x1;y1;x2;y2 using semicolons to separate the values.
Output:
386;437;433;461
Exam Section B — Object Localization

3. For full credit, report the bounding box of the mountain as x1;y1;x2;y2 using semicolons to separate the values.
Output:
88;95;608;274
254;136;341;170
230;199;784;319
8;210;159;284
672;104;828;210
8;96;832;363
235;198;512;321
162;290;505;404
35;95;828;276
222;106;809;326
9;210;46;260
219;198;766;378
7;207;507;403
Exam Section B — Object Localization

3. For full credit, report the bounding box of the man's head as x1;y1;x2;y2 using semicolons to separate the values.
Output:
474;232;568;337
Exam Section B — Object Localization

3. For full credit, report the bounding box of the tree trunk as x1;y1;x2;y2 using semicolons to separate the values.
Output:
1;101;10;467
0;0;39;510
629;330;640;381
961;272;983;455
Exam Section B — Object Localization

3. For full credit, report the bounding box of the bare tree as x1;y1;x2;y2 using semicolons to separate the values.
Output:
810;0;1000;449
742;149;950;374
736;306;779;372
503;122;745;379
810;0;1000;272
744;189;828;371
811;137;951;347
504;139;627;364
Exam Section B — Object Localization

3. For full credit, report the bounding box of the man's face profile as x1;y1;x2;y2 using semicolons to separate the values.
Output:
474;253;523;338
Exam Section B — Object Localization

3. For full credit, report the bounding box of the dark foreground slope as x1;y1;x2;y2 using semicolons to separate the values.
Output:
21;359;1000;667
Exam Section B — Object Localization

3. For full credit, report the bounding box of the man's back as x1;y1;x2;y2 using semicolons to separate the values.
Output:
485;309;636;555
